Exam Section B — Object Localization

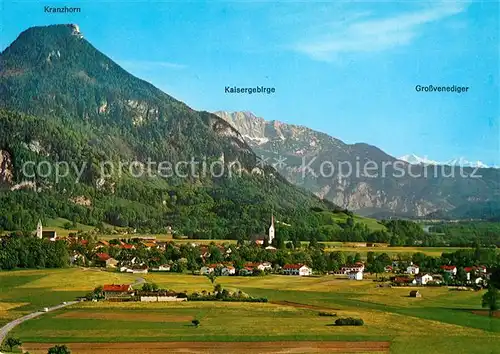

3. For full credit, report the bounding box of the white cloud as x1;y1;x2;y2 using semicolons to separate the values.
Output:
294;1;469;61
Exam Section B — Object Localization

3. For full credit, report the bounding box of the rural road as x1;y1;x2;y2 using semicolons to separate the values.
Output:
1;277;146;347
0;301;78;346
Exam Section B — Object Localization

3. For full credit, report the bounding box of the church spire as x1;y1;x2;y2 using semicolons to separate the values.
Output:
36;219;43;239
268;212;275;245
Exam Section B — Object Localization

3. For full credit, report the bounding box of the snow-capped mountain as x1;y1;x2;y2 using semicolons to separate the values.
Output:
399;154;493;168
398;154;440;165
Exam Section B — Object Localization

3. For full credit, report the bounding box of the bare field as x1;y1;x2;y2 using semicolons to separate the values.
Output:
22;341;391;354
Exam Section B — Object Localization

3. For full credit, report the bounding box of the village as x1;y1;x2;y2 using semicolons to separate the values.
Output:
30;217;493;294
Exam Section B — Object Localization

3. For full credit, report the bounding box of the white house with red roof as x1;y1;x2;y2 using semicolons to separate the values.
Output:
340;262;365;274
282;264;312;276
95;253;118;268
103;284;133;300
440;265;457;276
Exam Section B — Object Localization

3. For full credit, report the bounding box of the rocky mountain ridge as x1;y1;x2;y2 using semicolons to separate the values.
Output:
216;111;500;218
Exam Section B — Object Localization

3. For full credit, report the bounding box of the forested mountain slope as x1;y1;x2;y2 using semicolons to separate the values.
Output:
0;24;352;239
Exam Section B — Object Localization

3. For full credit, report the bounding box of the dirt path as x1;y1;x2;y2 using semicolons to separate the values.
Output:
23;341;391;354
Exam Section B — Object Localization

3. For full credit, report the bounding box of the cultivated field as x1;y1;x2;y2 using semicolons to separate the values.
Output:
1;269;499;354
321;246;470;257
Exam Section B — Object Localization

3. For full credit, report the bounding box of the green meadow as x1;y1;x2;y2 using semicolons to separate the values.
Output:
1;269;499;354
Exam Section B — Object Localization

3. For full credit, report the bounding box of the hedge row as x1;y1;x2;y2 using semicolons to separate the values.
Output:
334;317;364;326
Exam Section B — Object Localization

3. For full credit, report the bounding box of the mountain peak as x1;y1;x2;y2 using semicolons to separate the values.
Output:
16;23;83;43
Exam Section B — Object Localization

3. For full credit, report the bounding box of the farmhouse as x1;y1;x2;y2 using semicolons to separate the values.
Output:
406;264;420;275
340;263;365;274
415;273;433;285
348;270;363;280
103;284;134;300
384;265;393;273
282;264;312;276
95;253;118;268
464;266;488;279
440;265;457;276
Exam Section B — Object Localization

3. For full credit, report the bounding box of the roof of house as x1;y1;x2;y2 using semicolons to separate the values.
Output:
98;240;110;246
103;284;132;292
394;277;411;283
343;264;364;268
96;253;111;261
120;243;134;249
283;263;307;270
441;265;457;270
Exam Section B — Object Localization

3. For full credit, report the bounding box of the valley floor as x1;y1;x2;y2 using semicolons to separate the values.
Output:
1;269;499;354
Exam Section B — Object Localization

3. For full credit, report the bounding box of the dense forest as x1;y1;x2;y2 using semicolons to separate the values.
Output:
428;222;500;247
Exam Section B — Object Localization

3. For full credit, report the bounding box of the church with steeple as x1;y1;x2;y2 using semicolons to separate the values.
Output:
36;219;43;239
268;214;275;245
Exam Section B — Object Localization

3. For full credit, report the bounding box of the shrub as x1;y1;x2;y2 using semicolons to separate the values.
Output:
192;319;200;327
334;317;364;326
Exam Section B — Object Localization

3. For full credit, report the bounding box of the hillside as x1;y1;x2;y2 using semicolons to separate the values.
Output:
0;24;358;239
215;111;500;219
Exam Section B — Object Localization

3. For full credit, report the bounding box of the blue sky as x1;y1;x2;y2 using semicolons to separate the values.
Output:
2;0;499;165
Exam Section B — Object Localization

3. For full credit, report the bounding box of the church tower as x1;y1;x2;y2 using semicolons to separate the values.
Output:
268;214;275;245
36;219;43;239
